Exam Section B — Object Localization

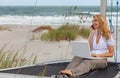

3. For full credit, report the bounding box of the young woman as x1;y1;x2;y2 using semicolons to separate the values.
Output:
59;14;114;77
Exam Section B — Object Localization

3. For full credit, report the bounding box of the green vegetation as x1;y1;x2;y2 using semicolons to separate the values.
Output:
38;66;48;78
79;27;90;38
40;24;90;41
41;24;78;41
0;45;37;69
32;24;90;41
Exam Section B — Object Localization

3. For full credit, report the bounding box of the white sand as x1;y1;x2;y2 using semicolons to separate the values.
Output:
0;25;120;66
0;25;85;64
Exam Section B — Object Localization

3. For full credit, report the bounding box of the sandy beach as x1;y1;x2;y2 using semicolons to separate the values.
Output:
0;25;86;65
0;24;120;67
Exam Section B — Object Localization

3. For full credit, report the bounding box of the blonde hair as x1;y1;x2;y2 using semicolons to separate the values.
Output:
93;14;110;40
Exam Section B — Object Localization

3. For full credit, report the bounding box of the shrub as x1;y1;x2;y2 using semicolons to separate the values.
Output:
79;27;90;38
38;24;90;41
41;24;79;41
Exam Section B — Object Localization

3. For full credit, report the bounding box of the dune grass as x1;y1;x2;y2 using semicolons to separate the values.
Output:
79;27;90;38
0;26;11;31
40;24;90;41
0;45;37;69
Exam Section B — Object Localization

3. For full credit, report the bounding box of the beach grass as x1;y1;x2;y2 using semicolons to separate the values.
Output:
38;66;47;78
79;27;90;38
40;24;78;41
0;26;11;31
0;45;37;69
40;24;90;41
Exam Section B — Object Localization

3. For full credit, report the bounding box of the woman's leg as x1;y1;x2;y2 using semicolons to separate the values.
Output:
66;56;83;69
70;60;92;76
71;59;107;76
90;59;107;70
61;59;107;76
59;56;83;76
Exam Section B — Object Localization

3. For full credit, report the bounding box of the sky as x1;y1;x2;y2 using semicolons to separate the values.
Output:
0;0;119;6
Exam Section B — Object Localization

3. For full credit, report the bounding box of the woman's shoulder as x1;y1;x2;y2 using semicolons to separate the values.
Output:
108;31;112;36
107;31;114;41
105;31;113;37
102;31;113;40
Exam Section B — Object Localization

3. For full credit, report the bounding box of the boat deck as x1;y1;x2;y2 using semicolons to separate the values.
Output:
0;61;120;78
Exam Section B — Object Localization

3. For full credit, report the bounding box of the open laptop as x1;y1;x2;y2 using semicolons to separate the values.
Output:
71;40;102;59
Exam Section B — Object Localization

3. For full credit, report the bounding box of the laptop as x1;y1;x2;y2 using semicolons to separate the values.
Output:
71;40;102;59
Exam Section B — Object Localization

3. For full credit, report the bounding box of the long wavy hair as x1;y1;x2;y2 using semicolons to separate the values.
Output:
93;14;110;40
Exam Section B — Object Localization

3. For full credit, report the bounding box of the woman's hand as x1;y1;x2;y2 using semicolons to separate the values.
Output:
91;53;97;57
90;26;96;34
91;53;100;57
91;53;110;59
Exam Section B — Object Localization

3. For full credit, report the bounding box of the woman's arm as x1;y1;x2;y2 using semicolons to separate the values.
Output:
96;46;114;57
88;33;94;50
88;27;95;50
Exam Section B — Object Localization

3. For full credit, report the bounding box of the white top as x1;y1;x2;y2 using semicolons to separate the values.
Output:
91;30;114;54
